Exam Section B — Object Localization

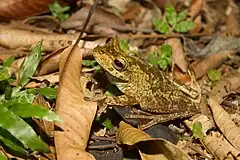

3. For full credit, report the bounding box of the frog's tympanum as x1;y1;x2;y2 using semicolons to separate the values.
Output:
93;37;200;129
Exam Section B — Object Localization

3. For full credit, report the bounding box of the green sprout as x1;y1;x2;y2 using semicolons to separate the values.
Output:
147;44;172;70
49;1;71;22
153;4;195;34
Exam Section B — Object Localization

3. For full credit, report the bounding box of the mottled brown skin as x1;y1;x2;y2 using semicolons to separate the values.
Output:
93;38;199;126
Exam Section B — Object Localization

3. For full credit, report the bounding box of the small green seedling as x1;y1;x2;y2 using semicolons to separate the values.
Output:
147;44;172;70
49;1;71;22
207;69;222;82
192;121;204;139
153;4;195;34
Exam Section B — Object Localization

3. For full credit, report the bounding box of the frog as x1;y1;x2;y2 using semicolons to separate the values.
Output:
92;37;200;129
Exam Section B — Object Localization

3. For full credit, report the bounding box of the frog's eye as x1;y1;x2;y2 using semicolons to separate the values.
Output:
105;37;112;44
112;58;126;71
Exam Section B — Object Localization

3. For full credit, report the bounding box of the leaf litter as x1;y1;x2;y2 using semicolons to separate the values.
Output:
0;0;240;160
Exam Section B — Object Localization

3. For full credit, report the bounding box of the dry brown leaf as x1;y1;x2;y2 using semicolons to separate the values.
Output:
61;4;125;30
189;15;203;34
166;38;188;73
37;48;65;76
208;97;240;150
32;72;59;84
54;46;97;160
191;50;237;79
173;66;191;84
117;121;193;160
209;72;240;103
0;0;69;20
188;0;203;20
0;48;28;61
0;25;79;52
225;12;240;36
202;131;240;160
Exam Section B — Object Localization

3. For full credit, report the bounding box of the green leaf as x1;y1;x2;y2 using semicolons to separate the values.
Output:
174;21;195;33
0;151;8;160
18;40;43;87
0;67;11;81
157;45;172;70
49;2;70;22
119;39;130;52
11;89;35;104
157;58;168;70
177;10;188;22
152;17;169;34
4;84;12;100
165;4;177;27
160;44;172;57
82;60;98;67
39;87;57;100
0;103;49;152
208;69;222;82
9;103;62;122
192;122;204;139
3;57;15;68
0;127;28;155
102;118;113;129
147;53;158;66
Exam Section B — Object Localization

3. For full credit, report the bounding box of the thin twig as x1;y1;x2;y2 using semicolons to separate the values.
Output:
88;143;118;150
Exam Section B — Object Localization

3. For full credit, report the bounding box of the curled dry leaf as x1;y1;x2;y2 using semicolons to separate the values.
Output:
54;46;97;160
188;0;203;20
61;4;125;30
166;38;188;73
202;131;240;160
0;25;78;52
208;97;240;150
37;40;103;76
32;72;59;83
117;121;193;160
0;48;28;61
189;15;203;34
209;72;240;103
37;48;66;76
0;0;69;20
191;50;237;79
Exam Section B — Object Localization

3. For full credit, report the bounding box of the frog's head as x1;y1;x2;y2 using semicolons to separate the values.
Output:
93;37;132;82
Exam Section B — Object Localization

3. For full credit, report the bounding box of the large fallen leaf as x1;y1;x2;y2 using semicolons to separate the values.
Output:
54;45;97;160
0;25;78;52
116;121;193;160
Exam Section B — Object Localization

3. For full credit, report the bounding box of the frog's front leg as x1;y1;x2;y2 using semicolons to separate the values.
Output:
97;95;138;117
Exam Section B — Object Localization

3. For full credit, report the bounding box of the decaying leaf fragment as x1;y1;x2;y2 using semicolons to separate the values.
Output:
117;121;193;160
209;72;240;103
208;97;240;150
54;46;97;160
166;38;188;73
185;114;240;159
202;131;240;160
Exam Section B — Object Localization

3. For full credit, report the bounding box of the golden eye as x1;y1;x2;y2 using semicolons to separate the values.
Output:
112;58;126;71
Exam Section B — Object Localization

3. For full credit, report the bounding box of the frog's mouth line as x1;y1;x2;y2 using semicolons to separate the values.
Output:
105;72;127;84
